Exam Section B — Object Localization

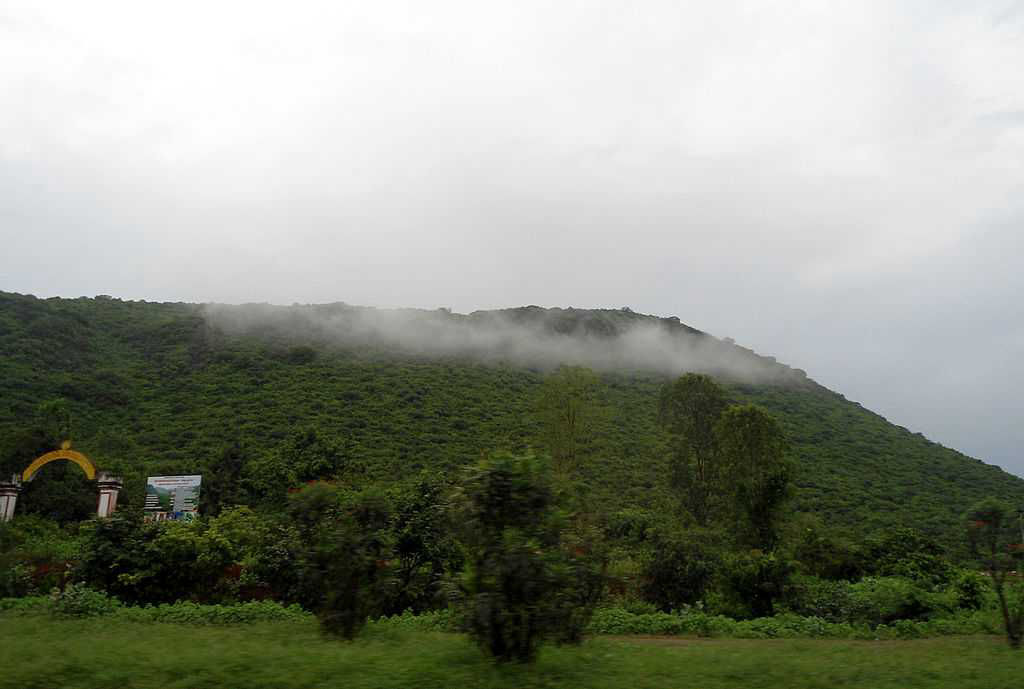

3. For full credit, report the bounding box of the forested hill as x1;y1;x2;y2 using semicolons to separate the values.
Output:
1;291;1021;542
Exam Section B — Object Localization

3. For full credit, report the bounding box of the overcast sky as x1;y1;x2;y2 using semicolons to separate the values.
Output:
2;1;1023;477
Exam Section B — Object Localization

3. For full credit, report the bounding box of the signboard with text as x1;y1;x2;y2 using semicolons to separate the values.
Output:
144;475;201;522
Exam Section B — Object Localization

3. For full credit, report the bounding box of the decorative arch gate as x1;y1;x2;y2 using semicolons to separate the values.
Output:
0;441;123;522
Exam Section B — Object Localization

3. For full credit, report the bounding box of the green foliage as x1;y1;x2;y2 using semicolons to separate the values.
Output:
658;373;728;525
586;606;1000;640
952;569;989;611
536;366;602;483
115;599;311;625
716;550;793;619
862;527;956;585
786;517;862;580
846;577;954;626
75;511;235;604
302;488;393;639
386;472;461;614
201;442;248;517
716;404;793;550
456;451;596;662
49;583;121;618
783;574;966;627
0;515;82;595
0;292;1020;545
640;526;723;612
965;498;1024;648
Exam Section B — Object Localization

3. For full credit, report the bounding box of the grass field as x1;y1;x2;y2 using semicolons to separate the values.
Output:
2;616;1023;689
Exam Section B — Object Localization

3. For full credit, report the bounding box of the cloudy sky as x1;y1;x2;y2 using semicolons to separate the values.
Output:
2;1;1023;477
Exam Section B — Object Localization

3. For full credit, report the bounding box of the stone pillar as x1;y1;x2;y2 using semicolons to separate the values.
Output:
96;472;124;518
0;475;21;522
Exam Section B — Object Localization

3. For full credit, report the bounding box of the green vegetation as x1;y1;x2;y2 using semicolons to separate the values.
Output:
1;291;1019;541
966;499;1024;647
2;616;1023;689
5;291;1024;663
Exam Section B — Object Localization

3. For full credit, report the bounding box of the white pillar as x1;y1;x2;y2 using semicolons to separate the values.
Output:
96;472;123;518
0;475;21;522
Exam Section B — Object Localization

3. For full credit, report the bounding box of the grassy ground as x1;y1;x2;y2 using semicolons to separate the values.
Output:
1;616;1023;689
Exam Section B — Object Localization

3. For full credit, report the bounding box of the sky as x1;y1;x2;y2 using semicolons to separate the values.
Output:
1;1;1023;477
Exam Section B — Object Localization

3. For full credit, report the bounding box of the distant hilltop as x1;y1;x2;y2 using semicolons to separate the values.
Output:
203;301;813;386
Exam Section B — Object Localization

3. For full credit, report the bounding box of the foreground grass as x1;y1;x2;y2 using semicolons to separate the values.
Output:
1;616;1023;689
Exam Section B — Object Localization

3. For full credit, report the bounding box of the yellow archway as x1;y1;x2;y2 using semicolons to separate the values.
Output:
22;441;97;482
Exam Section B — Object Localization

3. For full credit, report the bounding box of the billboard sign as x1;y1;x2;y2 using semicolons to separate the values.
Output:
144;475;201;522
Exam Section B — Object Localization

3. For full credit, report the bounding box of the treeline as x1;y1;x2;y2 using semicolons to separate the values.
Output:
4;369;1024;654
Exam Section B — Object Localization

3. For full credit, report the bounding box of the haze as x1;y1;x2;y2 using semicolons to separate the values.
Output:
1;2;1022;476
205;302;806;384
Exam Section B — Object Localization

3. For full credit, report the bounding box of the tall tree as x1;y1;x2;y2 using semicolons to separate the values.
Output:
658;373;728;525
715;404;792;550
966;498;1024;649
536;366;601;483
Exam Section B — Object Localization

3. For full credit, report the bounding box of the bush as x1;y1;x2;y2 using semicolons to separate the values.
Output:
0;595;311;625
847;576;952;626
952;569;989;611
717;550;793;619
862;527;955;586
586;606;1001;640
783;575;854;622
75;511;237;605
374;607;456;633
50;583;121;618
118;600;310;625
640;527;722;612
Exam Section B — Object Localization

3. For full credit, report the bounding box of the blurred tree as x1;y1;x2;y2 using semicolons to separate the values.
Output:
658;374;728;525
536;366;602;483
456;451;589;662
715;404;792;550
966;498;1024;648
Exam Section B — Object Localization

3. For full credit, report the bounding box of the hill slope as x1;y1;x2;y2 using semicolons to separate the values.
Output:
1;291;1020;541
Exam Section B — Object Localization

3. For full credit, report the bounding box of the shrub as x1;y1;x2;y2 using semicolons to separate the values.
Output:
75;511;237;605
847;576;951;626
50;583;121;618
118;600;310;625
717;550;793;619
951;569;989;611
862;527;955;586
640;527;722;612
783;574;854;622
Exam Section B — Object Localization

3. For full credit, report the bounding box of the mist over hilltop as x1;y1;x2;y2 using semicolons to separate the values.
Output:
203;302;810;386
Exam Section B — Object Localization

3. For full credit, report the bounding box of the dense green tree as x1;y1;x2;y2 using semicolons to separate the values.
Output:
966;498;1024;648
716;404;793;550
862;527;954;585
658;373;728;525
641;526;723;611
536;366;601;483
786;516;862;580
302;488;393;639
455;451;585;662
75;511;235;604
386;472;461;614
717;550;793;618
